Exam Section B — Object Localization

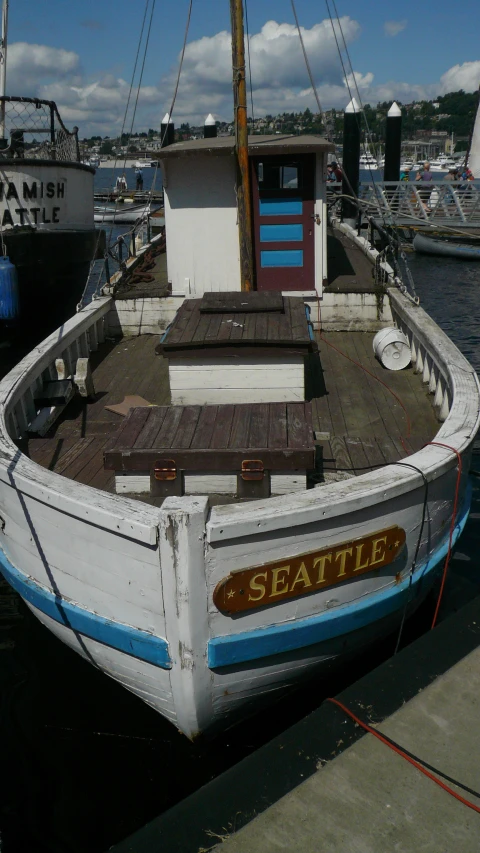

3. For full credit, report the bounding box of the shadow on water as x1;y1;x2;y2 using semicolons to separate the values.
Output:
0;239;480;852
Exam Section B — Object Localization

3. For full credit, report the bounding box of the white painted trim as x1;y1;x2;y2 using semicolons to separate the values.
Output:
159;497;212;738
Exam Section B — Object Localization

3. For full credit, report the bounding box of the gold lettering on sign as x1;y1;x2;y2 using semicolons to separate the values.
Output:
270;566;290;597
335;547;353;578
248;571;267;602
213;525;406;615
371;536;387;566
354;544;370;572
290;562;312;591
314;553;332;585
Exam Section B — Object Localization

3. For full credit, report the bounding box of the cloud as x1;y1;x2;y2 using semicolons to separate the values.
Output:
384;20;407;37
437;60;480;94
3;27;480;137
158;17;361;122
7;42;80;93
344;71;375;91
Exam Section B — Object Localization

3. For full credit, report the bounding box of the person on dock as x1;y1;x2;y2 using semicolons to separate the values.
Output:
400;169;410;181
115;174;128;193
415;162;433;212
327;161;343;182
135;167;144;191
415;162;433;183
444;167;459;182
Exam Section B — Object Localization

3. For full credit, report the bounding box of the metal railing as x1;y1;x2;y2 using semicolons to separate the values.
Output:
327;180;480;227
0;96;80;162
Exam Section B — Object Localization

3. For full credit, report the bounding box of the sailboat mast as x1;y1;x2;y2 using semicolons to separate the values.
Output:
230;0;253;291
0;0;8;140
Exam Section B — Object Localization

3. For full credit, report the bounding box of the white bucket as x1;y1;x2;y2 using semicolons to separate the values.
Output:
372;327;411;371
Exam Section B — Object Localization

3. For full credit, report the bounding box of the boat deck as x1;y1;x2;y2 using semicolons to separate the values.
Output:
26;331;440;504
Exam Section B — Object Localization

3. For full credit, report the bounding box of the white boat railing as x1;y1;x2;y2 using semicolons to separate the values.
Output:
2;298;112;441
0;296;161;545
328;181;480;226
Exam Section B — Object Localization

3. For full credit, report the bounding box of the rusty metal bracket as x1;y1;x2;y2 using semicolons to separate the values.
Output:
241;459;264;481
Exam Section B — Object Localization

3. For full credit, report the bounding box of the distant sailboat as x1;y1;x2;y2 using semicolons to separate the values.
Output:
466;86;480;177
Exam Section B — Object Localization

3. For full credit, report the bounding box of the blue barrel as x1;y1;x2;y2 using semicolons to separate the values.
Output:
0;256;19;320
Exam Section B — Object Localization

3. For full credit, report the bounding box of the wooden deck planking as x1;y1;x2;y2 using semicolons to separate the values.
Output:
27;331;441;497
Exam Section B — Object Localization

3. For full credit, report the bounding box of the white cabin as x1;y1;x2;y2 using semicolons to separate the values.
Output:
160;135;334;299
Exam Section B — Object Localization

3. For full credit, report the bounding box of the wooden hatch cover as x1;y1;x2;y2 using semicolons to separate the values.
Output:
199;291;284;313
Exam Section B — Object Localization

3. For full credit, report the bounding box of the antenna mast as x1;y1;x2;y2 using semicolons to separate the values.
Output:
230;0;254;291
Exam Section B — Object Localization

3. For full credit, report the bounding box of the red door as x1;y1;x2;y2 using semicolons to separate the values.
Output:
251;154;315;291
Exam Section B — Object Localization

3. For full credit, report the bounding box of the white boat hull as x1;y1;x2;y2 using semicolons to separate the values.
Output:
94;204;151;224
0;248;478;738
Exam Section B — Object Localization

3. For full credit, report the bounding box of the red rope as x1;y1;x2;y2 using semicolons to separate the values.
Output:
313;320;464;626
327;697;480;813
425;442;463;629
318;332;412;451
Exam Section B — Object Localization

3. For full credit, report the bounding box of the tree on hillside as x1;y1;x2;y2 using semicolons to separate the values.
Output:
99;140;114;155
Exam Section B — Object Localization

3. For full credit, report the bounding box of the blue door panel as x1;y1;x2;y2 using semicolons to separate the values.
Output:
260;224;303;242
259;198;303;216
260;250;304;268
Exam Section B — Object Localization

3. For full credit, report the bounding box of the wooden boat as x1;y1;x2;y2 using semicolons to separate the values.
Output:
0;2;98;346
413;233;480;259
94;202;153;224
0;2;478;739
0;95;98;342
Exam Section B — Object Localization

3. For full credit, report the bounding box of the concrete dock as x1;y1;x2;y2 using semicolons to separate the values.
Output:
111;587;480;853
212;646;480;852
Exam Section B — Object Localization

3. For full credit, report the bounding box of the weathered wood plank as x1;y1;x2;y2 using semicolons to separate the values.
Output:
154;405;185;448
111;406;151;450
190;406;219;449
229;405;252;448
287;402;313;448
248;404;270;448
173;406;202;448
210;405;235;448
268;403;287;449
134;406;168;448
199;292;284;313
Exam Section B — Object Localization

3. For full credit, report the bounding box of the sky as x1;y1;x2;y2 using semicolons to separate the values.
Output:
4;0;480;137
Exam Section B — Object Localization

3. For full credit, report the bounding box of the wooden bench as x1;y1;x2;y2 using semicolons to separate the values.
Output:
103;402;315;498
155;292;317;406
27;358;95;437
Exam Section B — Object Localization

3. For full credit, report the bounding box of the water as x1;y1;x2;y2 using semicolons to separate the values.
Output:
94;165;163;197
0;224;480;851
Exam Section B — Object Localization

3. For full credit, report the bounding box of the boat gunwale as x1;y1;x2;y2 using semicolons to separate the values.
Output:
0;158;96;173
0;285;477;548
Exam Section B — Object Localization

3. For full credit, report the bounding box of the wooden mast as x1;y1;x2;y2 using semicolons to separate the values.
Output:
0;0;9;140
230;0;254;291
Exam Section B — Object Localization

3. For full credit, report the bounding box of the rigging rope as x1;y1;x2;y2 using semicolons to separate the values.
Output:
290;0;328;138
79;0;154;308
85;0;193;306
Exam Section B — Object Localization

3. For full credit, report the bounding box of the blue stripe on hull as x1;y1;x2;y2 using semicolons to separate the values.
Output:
0;550;172;669
208;482;472;669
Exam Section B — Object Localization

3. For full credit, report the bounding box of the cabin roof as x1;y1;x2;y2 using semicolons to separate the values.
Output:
158;134;334;159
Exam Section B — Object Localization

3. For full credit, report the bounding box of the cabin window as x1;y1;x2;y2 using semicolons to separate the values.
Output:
256;161;301;190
